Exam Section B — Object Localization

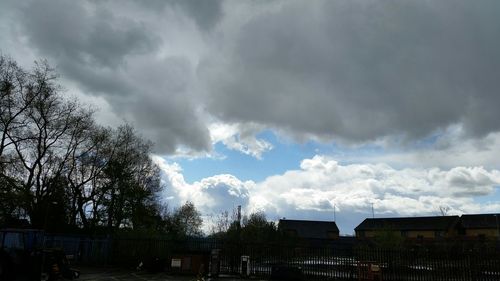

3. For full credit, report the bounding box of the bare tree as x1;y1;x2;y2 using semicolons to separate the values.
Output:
64;123;111;229
0;55;30;163
209;207;241;236
1;56;165;233
1;57;108;229
210;210;231;235
439;205;451;216
0;55;44;197
8;84;93;226
0;57;71;226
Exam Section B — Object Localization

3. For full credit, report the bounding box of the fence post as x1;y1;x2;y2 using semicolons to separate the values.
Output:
105;236;112;266
465;251;472;281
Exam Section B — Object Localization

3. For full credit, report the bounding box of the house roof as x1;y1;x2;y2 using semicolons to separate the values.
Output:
278;219;339;239
460;214;500;229
355;216;460;231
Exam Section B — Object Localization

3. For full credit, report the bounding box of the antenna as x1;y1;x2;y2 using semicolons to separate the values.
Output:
333;203;336;222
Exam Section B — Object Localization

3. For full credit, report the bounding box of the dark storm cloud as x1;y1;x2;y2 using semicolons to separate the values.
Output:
136;0;223;30
202;0;500;142
4;0;500;155
117;56;212;153
17;0;156;97
22;0;157;68
12;0;212;153
174;0;223;29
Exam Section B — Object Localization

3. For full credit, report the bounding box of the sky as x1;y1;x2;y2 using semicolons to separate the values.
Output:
1;0;500;234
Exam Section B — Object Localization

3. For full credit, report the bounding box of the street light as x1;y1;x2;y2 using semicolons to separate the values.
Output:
495;214;499;239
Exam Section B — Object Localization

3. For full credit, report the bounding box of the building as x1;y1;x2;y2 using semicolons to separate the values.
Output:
355;216;460;239
459;214;500;238
278;219;339;239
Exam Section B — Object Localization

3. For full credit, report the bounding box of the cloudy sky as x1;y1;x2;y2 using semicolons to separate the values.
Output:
2;0;500;234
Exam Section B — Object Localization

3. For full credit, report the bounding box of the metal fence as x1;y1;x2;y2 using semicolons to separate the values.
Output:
44;235;111;265
44;235;500;280
215;242;500;281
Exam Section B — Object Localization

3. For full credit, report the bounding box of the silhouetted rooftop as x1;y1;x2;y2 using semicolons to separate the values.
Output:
355;216;460;231
460;214;500;229
278;219;339;239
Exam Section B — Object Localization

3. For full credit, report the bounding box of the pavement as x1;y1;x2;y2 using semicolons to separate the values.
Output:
77;267;267;281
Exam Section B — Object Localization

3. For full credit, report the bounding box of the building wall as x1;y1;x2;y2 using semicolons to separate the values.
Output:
357;230;397;238
356;230;373;238
357;229;455;239
465;228;499;237
405;230;435;238
446;228;458;238
327;231;339;239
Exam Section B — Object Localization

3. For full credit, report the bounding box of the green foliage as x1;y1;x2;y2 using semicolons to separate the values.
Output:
165;201;203;238
218;210;278;243
0;176;23;226
240;211;278;243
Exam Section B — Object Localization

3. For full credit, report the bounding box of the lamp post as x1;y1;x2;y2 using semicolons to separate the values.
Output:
495;214;499;239
41;201;58;280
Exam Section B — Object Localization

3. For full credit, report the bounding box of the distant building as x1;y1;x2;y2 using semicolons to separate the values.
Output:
278;219;339;239
355;216;460;239
459;214;500;239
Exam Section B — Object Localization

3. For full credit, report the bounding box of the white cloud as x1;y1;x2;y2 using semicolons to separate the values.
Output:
209;122;273;159
153;154;500;233
350;126;500;169
152;155;254;214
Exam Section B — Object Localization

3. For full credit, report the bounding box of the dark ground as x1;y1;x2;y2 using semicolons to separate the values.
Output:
77;267;267;281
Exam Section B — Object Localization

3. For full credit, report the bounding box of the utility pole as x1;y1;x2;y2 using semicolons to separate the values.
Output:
237;205;242;228
236;205;242;242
